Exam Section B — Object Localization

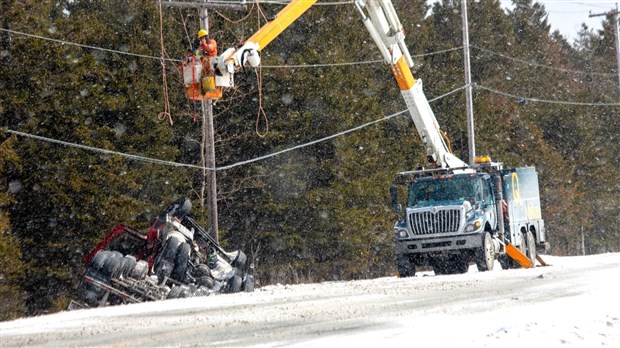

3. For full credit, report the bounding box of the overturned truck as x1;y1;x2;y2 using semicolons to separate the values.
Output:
71;198;254;308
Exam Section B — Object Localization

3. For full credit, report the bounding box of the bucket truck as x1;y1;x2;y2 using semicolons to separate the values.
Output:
185;0;549;277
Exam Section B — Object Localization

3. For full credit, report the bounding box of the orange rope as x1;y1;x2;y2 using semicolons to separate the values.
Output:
214;2;255;24
157;0;173;125
253;0;269;137
255;66;268;138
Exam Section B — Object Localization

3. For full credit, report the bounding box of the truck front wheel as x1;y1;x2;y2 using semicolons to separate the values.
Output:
396;256;416;277
475;232;495;272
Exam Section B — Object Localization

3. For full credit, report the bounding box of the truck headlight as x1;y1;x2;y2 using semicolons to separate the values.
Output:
394;228;408;238
465;220;482;232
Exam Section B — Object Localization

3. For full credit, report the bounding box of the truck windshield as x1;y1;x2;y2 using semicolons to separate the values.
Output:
407;176;480;206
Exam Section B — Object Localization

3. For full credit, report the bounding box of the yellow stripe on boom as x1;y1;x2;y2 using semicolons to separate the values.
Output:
246;0;317;51
391;56;415;90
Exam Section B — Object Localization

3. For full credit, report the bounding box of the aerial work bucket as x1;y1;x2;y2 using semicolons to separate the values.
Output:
183;59;202;86
201;75;216;92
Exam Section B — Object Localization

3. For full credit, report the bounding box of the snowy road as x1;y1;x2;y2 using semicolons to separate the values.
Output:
1;253;619;347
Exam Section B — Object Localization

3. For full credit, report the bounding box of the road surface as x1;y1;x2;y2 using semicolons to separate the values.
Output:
1;253;619;347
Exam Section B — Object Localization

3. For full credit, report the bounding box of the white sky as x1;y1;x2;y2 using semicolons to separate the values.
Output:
430;1;615;42
501;0;613;41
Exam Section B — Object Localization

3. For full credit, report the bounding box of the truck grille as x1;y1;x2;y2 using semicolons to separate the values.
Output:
408;209;462;235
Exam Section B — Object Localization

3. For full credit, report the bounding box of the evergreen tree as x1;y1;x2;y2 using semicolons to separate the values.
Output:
0;135;26;321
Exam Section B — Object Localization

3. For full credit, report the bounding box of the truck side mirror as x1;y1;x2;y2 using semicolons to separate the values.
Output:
390;186;402;214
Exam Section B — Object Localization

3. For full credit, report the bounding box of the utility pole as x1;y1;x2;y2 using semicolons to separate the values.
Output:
461;0;476;165
197;7;219;243
161;1;245;243
590;3;620;98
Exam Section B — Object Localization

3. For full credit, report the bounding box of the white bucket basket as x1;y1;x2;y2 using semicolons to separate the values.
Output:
183;61;202;86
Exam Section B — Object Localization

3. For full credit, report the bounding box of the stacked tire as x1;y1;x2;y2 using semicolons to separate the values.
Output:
154;237;191;283
78;250;150;307
89;250;148;280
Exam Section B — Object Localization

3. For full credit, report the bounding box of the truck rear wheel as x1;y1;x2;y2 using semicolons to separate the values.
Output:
130;260;149;280
396;256;416;277
90;251;109;272
475;232;495;272
171;242;190;282
227;275;243;293
525;230;537;265
119;255;137;279
154;237;182;280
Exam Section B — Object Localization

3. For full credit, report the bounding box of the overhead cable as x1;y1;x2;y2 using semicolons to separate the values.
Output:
4;85;465;172
5;129;205;169
0;28;180;62
472;45;616;76
475;84;620;106
11;26;611;76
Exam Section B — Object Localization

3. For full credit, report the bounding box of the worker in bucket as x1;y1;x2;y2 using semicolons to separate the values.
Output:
194;29;218;94
195;29;217;58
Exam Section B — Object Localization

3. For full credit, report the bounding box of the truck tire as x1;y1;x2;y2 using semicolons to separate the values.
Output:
168;285;185;299
103;255;123;278
242;274;255;292
130;260;149;280
194;264;211;278
231;250;247;268
155;237;182;279
396;256;416;277
475;232;495;272
119;255;137;279
227;275;243;293
171;242;190;282
525;230;537;265
90;251;109;272
499;231;527;269
498;254;515;270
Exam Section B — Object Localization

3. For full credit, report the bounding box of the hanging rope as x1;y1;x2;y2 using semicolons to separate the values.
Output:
255;65;269;137
214;2;256;24
253;0;269;137
157;0;173;125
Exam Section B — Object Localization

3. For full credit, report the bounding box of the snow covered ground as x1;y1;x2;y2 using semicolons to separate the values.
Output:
1;253;619;347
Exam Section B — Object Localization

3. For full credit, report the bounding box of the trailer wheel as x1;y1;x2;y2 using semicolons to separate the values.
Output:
227;275;243;293
194;264;211;278
396;256;416;277
155;237;182;280
475;232;495;272
130;260;149;280
120;255;137;278
103;255;123;278
242;274;255;292
525;230;537;265
231;250;247;268
168;285;185;299
171;242;190;282
90;251;109;272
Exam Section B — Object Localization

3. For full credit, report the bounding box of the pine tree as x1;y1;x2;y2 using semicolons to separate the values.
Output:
0;135;26;321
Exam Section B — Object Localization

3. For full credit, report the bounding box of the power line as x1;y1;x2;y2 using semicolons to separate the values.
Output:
7;25;617;77
0;28;178;62
4;129;205;169
0;27;461;68
472;45;617;76
3;85;465;172
475;84;620;106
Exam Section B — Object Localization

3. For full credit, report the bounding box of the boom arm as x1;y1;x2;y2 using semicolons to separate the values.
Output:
215;0;468;169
